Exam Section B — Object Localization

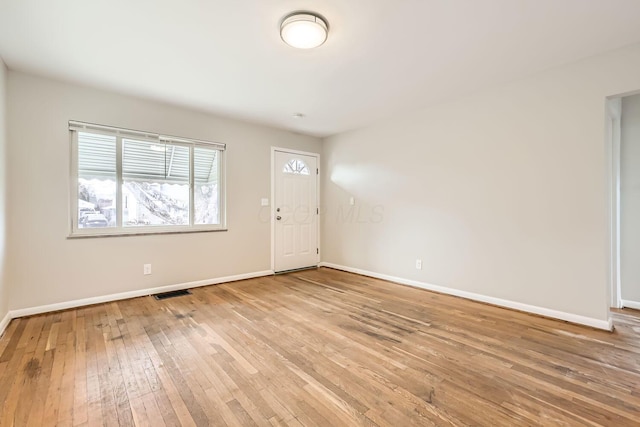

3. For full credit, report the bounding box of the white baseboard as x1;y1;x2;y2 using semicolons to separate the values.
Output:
0;311;11;338
9;270;274;320
621;299;640;311
319;262;613;331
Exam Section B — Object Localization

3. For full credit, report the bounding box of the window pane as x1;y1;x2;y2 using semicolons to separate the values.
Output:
122;139;189;226
283;158;310;175
78;132;116;228
194;146;220;225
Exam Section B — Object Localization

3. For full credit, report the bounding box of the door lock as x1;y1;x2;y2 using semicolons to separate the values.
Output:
276;216;282;220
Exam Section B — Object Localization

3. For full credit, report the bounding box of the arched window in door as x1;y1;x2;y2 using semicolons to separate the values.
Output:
283;158;310;175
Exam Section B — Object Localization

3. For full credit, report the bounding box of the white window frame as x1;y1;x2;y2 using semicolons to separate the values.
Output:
69;121;227;237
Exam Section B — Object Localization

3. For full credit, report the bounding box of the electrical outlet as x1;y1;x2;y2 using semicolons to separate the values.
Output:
415;259;422;270
143;264;152;275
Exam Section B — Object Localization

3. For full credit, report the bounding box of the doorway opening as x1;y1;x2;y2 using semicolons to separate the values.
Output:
608;91;640;311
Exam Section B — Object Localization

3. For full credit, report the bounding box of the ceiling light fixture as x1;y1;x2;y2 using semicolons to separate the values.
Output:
280;12;328;49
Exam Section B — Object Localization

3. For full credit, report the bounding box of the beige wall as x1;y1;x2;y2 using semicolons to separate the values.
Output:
0;59;8;322
6;72;321;311
621;93;640;303
322;43;640;323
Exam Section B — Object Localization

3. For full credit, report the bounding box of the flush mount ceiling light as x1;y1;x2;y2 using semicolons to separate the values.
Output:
280;12;328;49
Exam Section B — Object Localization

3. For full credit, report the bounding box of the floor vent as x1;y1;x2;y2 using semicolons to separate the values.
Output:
153;289;192;300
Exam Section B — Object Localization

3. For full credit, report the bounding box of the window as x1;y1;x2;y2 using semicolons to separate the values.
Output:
70;121;225;236
283;158;310;175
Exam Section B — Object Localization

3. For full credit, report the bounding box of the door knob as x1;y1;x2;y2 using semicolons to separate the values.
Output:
276;216;282;220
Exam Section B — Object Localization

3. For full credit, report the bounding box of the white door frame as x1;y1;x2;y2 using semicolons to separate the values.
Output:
606;97;622;309
271;147;321;272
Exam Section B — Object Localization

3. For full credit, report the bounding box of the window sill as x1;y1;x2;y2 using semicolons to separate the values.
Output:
67;227;228;239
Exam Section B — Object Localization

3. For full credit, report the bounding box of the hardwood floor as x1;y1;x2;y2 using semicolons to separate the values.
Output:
0;267;639;426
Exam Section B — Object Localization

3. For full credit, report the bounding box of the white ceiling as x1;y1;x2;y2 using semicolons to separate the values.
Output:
2;1;640;137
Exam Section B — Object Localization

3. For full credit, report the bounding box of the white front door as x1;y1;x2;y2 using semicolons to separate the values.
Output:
273;150;318;272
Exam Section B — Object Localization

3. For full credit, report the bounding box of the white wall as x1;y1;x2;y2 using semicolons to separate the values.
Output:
6;72;321;311
621;93;640;304
322;43;640;325
0;59;8;325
